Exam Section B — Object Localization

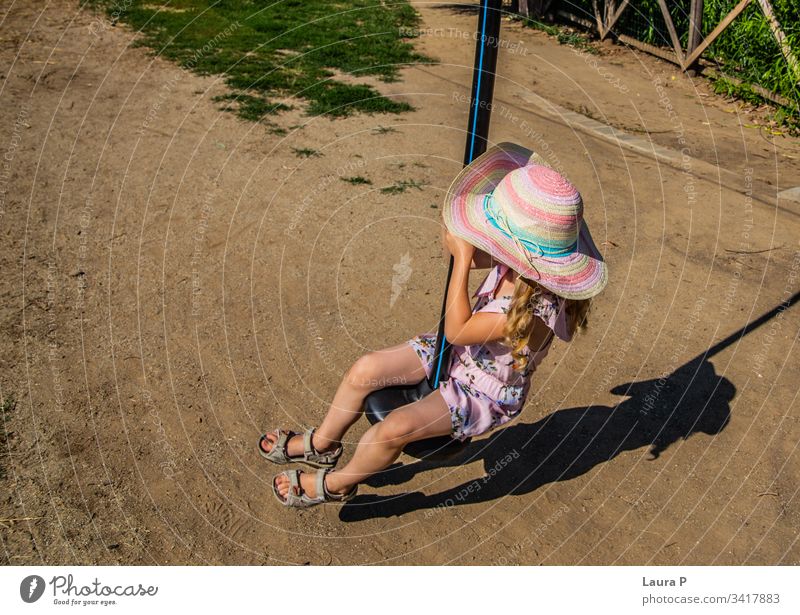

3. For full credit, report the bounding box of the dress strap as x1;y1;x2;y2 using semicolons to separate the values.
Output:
473;264;510;298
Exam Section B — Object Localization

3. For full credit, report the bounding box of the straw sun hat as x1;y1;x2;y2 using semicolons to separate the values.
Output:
442;142;608;300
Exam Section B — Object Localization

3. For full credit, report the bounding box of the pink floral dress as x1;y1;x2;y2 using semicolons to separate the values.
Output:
408;264;571;440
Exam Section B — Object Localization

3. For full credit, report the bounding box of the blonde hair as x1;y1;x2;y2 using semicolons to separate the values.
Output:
502;277;591;372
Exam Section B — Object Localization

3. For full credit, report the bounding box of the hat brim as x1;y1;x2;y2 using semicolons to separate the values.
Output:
442;142;608;300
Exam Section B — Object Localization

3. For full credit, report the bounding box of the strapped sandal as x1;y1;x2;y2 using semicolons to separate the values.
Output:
272;469;358;508
257;427;342;469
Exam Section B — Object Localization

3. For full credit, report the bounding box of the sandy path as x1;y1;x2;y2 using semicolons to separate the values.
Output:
1;0;799;565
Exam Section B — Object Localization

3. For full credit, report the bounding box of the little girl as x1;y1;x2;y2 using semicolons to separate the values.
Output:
260;142;607;507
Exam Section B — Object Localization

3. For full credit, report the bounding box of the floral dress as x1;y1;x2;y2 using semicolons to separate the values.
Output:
408;264;571;440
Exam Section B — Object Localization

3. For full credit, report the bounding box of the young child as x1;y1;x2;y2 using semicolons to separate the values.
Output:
260;142;607;507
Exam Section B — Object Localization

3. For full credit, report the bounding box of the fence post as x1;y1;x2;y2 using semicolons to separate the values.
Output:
683;0;751;69
687;0;704;74
606;0;616;27
529;1;547;20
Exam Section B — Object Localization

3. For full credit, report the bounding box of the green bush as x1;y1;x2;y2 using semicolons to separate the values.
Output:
562;0;798;105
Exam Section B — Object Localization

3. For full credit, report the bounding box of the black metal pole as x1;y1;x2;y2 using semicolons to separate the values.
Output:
462;0;503;165
429;0;503;388
700;291;800;363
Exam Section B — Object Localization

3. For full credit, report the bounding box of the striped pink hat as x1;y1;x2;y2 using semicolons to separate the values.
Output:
443;142;607;300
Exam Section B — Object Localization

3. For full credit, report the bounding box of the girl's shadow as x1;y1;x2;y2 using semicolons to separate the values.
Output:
339;356;733;521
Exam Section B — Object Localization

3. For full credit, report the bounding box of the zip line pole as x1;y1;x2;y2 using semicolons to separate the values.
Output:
430;0;504;387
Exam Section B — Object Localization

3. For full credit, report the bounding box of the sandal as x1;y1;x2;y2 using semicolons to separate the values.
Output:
257;427;342;469
272;469;358;508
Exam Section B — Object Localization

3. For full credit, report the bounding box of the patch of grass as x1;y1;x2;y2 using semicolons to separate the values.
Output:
772;106;800;135
380;179;427;195
86;0;432;119
0;396;14;414
556;30;598;53
710;76;764;107
517;17;598;54
306;82;412;116
1;395;16;481
292;147;322;158
341;176;372;185
711;76;799;135
212;93;291;122
372;125;398;134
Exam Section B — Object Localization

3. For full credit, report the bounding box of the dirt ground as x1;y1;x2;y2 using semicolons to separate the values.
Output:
1;0;799;565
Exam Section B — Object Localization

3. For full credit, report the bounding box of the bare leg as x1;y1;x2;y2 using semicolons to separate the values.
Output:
261;342;428;457
274;389;452;498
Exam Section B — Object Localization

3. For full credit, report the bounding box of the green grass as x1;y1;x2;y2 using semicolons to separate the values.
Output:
710;76;764;107
380;179;427;194
711;75;799;133
341;175;372;185
566;0;798;113
85;0;431;119
212;92;291;121
517;17;598;54
291;147;322;158
701;0;799;129
1;395;16;481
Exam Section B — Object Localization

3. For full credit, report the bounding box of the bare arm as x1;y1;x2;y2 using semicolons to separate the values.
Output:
440;226;494;269
442;230;508;346
470;248;495;269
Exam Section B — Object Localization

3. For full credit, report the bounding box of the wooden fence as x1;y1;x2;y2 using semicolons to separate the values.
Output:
508;0;798;106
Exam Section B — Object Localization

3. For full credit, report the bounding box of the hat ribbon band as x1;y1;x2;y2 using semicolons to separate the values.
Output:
483;194;577;258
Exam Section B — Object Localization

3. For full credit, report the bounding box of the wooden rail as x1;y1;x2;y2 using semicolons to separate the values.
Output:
511;0;798;100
